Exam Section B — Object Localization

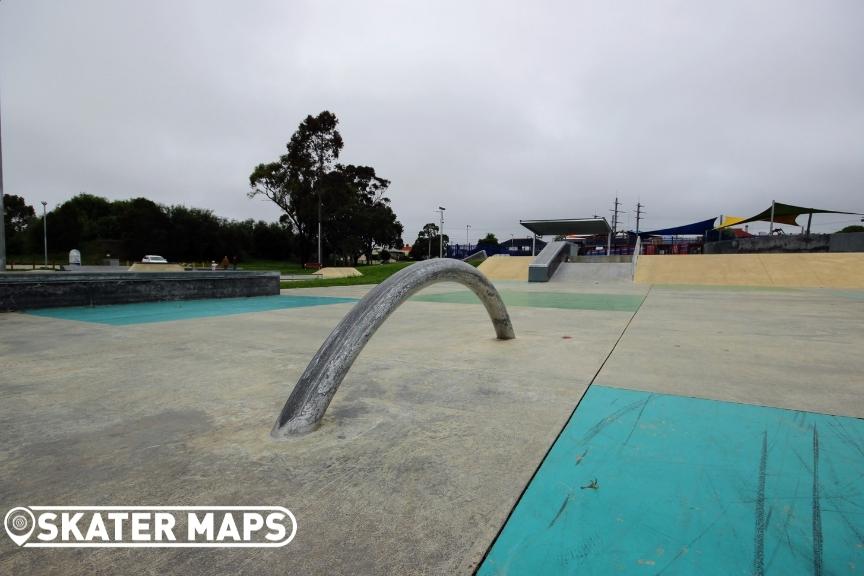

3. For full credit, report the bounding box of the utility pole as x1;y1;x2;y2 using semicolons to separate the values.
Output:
610;196;621;235
0;95;6;272
317;195;322;265
635;202;644;235
609;196;625;254
465;224;471;250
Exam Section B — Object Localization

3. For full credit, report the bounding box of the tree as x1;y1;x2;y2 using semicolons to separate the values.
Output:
3;194;35;254
324;164;403;264
479;232;499;245
166;205;223;261
249;112;403;265
838;225;864;233
116;198;171;260
408;223;449;260
249;111;343;263
3;194;35;235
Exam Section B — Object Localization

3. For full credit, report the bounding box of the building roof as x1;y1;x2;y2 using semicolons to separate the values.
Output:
519;218;612;237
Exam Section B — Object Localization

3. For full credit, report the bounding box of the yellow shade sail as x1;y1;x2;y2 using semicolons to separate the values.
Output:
717;216;747;229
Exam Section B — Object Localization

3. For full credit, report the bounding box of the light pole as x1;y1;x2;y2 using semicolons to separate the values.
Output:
466;224;471;252
41;201;47;267
436;206;445;258
317;197;322;265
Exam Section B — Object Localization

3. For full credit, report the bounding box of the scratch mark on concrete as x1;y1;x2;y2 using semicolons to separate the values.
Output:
753;430;768;576
581;398;647;443
575;448;589;465
812;425;823;576
548;493;572;528
655;512;724;575
623;395;653;447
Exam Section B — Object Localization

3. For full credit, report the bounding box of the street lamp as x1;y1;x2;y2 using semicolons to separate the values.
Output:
466;224;471;250
436;206;445;258
41;201;47;267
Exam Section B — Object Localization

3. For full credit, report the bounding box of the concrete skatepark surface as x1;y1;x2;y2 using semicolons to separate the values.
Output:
1;262;863;574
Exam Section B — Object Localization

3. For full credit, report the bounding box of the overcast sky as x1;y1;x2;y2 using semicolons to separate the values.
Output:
1;0;862;241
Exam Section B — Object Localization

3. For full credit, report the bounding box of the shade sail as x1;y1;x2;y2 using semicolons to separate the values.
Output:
715;202;861;229
719;216;747;228
520;218;612;236
639;217;719;237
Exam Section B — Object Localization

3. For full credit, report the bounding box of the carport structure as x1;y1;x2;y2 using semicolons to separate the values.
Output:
519;217;613;255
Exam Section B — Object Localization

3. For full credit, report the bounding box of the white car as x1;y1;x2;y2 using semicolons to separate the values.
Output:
141;255;168;263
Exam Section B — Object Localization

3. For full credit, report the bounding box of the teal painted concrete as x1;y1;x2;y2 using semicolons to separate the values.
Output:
479;386;864;575
26;295;357;325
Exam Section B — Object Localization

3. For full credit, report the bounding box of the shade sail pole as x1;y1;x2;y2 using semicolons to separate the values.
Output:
769;200;775;234
806;212;812;236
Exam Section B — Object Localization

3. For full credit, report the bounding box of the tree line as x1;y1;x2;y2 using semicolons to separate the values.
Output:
3;192;295;263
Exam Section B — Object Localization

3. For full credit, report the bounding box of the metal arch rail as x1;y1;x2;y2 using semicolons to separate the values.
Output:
272;259;515;437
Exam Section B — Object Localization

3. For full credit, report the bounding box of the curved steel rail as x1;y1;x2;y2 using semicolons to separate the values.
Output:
272;259;515;437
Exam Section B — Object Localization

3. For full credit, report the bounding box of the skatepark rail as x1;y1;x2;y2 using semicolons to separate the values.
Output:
272;259;516;437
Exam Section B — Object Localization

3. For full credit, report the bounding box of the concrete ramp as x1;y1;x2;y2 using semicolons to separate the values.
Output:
477;256;532;281
318;267;362;279
127;262;185;272
550;262;632;284
635;253;864;288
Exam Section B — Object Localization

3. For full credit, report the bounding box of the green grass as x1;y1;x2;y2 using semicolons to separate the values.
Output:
280;261;415;289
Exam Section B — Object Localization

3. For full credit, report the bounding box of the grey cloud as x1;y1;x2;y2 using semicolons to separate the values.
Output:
1;0;861;243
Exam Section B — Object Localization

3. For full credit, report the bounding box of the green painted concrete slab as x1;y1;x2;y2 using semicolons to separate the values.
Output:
414;290;644;312
25;295;357;325
480;385;864;575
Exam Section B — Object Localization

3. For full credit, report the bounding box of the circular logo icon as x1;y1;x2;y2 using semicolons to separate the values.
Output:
4;507;35;546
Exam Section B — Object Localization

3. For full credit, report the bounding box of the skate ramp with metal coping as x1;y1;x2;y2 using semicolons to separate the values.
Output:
635;253;864;288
